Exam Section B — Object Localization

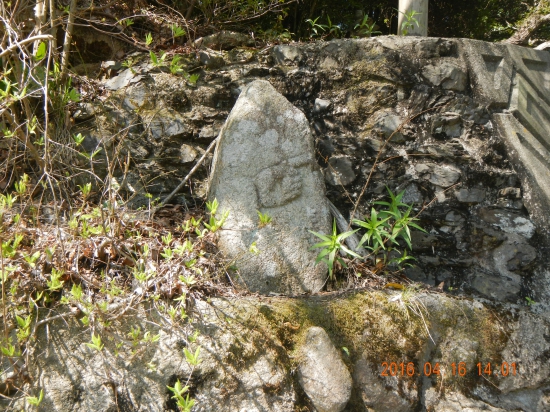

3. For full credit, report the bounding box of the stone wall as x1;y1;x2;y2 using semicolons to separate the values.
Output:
4;35;550;412
74;36;550;308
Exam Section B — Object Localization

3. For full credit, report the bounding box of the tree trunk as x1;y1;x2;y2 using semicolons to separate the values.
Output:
398;0;428;36
506;1;550;45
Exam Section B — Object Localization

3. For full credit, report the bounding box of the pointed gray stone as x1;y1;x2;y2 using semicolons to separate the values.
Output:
298;327;352;412
208;80;331;294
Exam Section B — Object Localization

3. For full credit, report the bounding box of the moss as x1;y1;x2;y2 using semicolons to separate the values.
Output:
210;290;514;410
426;297;513;393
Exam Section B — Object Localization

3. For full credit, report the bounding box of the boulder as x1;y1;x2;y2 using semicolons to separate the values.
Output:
208;80;331;294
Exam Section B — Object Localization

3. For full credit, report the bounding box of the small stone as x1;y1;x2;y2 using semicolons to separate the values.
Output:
364;138;385;152
423;62;467;91
431;113;463;138
104;68;135;90
199;50;225;69
401;183;423;204
479;208;536;239
374;112;405;143
314;98;332;114
415;163;432;174
180;145;197;163
429;165;461;187
101;60;122;71
194;31;253;50
272;45;302;65
502;242;537;271
445;210;465;226
499;187;521;199
143;108;189;140
326;156;356;186
455;188;486;203
298;327;352;412
471;272;521;301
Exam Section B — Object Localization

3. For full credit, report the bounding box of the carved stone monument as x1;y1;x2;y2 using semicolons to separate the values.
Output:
208;80;331;294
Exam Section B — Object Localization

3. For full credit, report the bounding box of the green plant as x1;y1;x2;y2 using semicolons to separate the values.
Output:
85;333;104;351
26;389;44;407
257;210;272;227
145;32;153;46
398;9;421;36
325;15;341;38
354;14;382;37
73;133;85;145
16;314;32;341
150;51;167;67
171;24;186;39
305;16;328;38
47;268;65;291
170;55;185;75
526;296;536;305
167;380;195;412
310;220;362;279
184;346;201;366
249;241;260;255
24;251;41;268
353;187;426;267
186;73;200;86
204;198;229;232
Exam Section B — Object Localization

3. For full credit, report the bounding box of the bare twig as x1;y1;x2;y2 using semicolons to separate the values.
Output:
349;107;437;228
60;0;77;78
0;34;54;58
153;135;220;215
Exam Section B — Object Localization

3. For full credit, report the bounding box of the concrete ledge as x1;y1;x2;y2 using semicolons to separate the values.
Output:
493;113;550;232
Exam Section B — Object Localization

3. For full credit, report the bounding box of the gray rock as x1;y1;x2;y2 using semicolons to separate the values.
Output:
498;313;550;393
353;358;412;411
364;138;385;152
445;210;465;226
180;144;198;163
142;108;190;140
199;124;221;139
471;271;521;301
272;45;302;65
208;80;331;294
314;98;332;114
326;156;356;186
401;183;424;204
479;208;536;239
194;31;253;50
429;165;461;187
455;188;486;203
415;163;432;174
422;61;468;91
374;112;405;143
424;388;507;412
497;239;537;271
499;187;521;199
104;68;135;90
431;112;463;138
298;327;352;412
72;103;97;121
199;50;226;69
460;40;513;108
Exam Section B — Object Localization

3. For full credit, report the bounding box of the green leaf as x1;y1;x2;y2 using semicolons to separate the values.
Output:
34;42;47;61
150;51;159;66
68;88;80;102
